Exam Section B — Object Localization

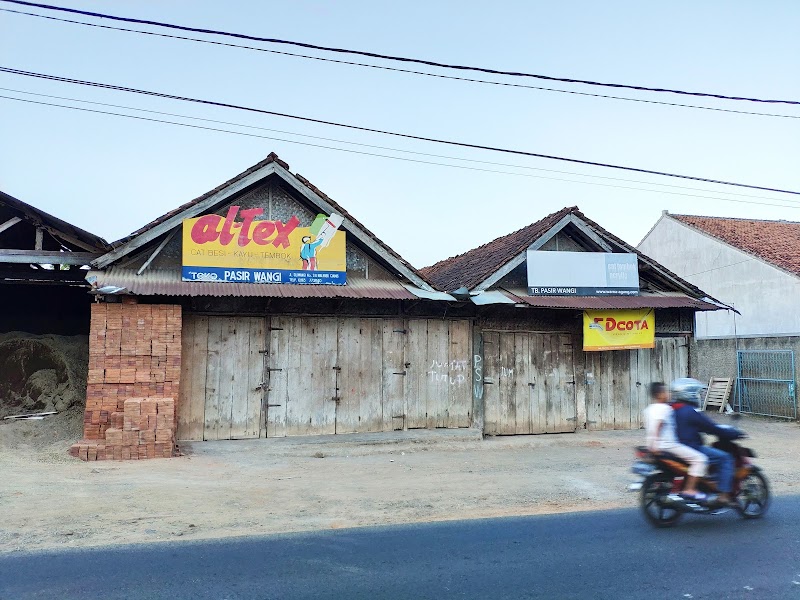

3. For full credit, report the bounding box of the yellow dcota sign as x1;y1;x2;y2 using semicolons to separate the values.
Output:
583;309;655;351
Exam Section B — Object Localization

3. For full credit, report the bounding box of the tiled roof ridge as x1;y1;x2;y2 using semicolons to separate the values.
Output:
115;153;285;245
672;213;800;225
670;212;800;278
421;206;578;275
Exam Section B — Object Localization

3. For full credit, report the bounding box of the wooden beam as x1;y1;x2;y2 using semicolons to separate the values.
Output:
92;162;279;268
0;267;89;284
272;163;433;291
0;217;21;235
35;227;44;250
0;249;102;265
566;215;613;252
137;229;177;276
43;226;106;252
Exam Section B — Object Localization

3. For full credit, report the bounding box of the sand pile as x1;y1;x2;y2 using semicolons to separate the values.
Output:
0;332;88;419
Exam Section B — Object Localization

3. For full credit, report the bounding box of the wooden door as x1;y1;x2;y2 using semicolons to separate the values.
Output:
178;314;208;441
405;319;472;429
268;317;338;437
381;319;407;431
484;331;576;435
336;318;384;433
177;315;265;441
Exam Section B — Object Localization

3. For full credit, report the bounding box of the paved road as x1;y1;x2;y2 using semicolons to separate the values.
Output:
3;498;800;600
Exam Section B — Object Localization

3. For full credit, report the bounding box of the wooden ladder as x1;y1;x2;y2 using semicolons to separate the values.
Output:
702;377;733;413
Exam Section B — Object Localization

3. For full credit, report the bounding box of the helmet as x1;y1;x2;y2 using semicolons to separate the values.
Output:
670;378;704;407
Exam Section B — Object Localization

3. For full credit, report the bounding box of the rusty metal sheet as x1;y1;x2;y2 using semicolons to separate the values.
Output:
86;268;417;299
511;293;719;311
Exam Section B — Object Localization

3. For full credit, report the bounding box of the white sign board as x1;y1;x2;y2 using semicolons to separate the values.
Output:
526;251;639;296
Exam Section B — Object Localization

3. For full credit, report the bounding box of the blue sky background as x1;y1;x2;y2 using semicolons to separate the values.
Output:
1;1;798;267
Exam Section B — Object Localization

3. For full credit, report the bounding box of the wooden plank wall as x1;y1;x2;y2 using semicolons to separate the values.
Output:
265;316;292;438
337;318;384;433
382;320;407;431
183;315;474;440
284;317;338;436
585;337;689;431
177;315;208;441
405;319;472;430
547;333;578;433
483;331;577;435
203;317;225;441
447;321;472;428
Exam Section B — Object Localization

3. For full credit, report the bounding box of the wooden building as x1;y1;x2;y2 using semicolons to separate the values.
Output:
422;206;724;435
0;191;108;334
68;160;725;460
0;191;109;418
78;153;474;453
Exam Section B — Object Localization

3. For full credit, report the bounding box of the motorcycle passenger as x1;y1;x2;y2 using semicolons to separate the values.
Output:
670;378;740;507
644;382;708;501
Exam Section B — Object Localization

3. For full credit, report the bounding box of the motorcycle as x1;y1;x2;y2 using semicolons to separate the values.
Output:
629;426;770;528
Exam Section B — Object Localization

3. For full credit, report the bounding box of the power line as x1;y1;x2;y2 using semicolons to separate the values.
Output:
2;66;799;197
3;7;798;121
685;258;755;277
4;92;800;211
2;85;793;205
3;0;799;107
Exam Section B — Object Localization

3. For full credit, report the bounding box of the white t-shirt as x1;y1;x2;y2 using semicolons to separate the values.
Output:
644;402;677;450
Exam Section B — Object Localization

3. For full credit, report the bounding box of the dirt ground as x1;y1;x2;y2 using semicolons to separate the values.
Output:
1;411;798;555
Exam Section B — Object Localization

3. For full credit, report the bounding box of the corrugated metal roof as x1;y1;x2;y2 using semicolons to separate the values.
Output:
87;268;418;300
499;289;721;311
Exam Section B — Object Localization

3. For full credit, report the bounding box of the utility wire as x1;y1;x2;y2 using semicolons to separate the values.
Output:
3;0;799;107
2;66;798;197
4;92;800;211
2;7;798;121
2;85;792;205
685;258;756;277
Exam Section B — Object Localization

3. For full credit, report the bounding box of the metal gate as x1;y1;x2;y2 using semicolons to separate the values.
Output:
736;350;796;419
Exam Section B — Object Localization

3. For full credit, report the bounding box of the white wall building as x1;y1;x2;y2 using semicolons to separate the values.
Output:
639;212;800;339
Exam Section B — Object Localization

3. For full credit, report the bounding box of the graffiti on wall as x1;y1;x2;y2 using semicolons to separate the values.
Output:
427;359;469;386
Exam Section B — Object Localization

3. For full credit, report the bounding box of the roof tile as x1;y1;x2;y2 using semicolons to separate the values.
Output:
420;206;577;290
672;214;800;277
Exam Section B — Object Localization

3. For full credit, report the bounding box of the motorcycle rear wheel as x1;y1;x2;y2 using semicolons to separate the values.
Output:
641;474;683;528
735;471;770;519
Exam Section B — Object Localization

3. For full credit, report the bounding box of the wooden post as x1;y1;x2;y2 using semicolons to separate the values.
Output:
573;316;588;430
471;323;485;434
35;227;44;250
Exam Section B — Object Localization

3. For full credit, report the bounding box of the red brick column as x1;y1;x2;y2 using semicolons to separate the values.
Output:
69;302;182;461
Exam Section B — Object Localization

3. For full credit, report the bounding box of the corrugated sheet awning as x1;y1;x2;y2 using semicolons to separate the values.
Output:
493;289;722;311
86;268;419;300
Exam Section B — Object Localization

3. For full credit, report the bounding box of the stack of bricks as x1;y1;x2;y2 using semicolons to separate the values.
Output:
70;398;175;461
69;302;182;461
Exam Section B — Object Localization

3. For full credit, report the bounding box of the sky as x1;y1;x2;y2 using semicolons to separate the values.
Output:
1;1;799;268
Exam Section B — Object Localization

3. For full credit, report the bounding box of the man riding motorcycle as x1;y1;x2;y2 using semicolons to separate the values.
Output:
670;378;741;507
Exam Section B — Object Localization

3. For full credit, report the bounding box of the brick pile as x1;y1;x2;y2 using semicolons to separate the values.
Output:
69;302;182;461
69;398;175;461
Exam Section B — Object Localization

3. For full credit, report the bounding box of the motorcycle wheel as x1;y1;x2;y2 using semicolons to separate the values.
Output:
641;474;683;528
735;471;770;519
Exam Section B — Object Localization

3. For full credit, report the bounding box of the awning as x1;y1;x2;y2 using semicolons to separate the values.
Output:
471;288;722;311
85;268;421;300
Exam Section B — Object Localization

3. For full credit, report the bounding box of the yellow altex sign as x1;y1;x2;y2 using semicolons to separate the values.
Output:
182;206;346;285
583;309;655;351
